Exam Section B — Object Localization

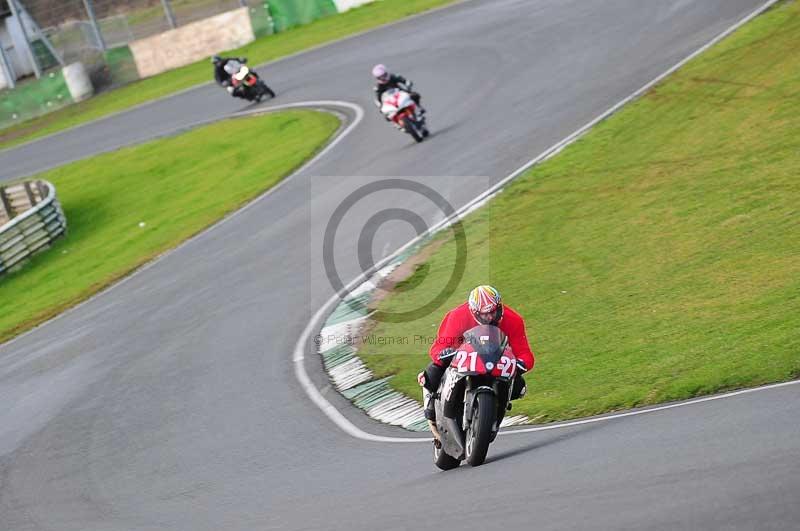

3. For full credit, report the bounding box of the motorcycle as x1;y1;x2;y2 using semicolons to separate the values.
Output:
380;87;429;142
432;324;518;470
227;61;276;102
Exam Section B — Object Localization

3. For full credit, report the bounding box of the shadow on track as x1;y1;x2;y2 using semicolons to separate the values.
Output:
396;122;461;151
425;122;460;139
392;424;605;489
486;424;604;465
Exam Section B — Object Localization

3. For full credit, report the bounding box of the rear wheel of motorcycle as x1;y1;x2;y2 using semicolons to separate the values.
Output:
433;439;460;471
465;393;495;466
402;116;424;143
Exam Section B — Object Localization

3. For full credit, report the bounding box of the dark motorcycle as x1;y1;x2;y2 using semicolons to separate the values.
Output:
230;63;276;102
432;325;518;469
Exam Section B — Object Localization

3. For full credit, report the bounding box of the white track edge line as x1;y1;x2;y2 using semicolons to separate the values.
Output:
3;99;352;181
292;0;787;444
503;380;800;435
0;101;364;351
0;0;474;156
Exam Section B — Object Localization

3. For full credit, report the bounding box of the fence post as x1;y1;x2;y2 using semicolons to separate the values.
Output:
7;0;42;79
161;0;178;29
0;187;13;221
82;0;107;52
0;46;16;89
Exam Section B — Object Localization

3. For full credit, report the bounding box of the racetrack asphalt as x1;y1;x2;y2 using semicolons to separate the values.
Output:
2;1;798;529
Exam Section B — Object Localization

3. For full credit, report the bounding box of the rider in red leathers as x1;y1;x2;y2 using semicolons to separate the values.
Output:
419;285;535;431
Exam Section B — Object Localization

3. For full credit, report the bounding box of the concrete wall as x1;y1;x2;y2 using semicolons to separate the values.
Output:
129;7;255;79
333;0;376;12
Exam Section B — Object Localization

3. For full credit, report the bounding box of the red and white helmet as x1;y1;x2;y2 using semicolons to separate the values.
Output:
468;285;503;325
372;63;389;83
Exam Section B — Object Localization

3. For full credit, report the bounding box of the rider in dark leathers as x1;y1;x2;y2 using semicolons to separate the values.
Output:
212;55;248;99
372;64;425;117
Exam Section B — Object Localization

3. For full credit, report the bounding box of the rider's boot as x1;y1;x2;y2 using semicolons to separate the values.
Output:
421;383;441;441
423;387;436;421
419;363;446;440
510;374;527;400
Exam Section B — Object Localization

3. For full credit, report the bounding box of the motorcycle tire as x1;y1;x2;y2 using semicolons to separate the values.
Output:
402;116;424;143
258;81;275;99
433;438;460;471
465;392;495;466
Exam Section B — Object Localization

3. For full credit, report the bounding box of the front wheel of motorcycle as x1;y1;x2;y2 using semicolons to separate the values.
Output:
433;438;460;471
402;116;424;143
465;392;495;466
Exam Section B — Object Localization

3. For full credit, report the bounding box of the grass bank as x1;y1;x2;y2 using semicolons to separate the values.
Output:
0;0;458;149
358;1;800;422
0;110;338;343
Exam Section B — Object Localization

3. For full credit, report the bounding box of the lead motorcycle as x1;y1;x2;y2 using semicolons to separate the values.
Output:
380;87;429;142
432;325;518;470
227;60;276;102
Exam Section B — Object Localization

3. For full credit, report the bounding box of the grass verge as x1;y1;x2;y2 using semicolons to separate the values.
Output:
0;0;458;149
0;110;338;343
358;0;800;422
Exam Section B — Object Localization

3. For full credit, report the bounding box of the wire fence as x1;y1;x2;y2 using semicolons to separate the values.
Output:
17;0;261;87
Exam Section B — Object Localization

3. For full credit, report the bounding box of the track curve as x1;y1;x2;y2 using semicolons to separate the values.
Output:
2;1;799;530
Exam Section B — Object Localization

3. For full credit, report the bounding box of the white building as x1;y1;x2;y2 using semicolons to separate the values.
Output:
1;0;38;89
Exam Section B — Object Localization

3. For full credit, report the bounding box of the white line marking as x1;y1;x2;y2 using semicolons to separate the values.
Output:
292;0;792;443
0;101;364;351
3;100;356;180
0;0;474;156
502;380;800;435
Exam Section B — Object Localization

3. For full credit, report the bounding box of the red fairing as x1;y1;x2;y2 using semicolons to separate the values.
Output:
392;105;416;125
429;302;535;370
490;347;517;379
453;344;518;378
452;348;487;374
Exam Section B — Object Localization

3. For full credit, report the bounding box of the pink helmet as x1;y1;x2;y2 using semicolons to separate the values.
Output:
372;64;389;83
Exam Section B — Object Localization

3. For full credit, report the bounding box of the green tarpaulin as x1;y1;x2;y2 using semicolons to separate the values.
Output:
267;0;338;32
0;70;72;129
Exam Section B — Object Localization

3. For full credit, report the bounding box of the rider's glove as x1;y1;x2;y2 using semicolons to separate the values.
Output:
515;360;528;374
226;86;234;94
437;347;457;365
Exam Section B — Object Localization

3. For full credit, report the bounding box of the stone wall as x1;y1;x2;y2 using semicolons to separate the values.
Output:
129;7;254;79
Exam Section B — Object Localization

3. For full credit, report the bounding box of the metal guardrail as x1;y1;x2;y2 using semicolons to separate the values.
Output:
0;181;67;277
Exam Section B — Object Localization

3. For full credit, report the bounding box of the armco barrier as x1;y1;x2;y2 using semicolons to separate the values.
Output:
0;181;67;277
